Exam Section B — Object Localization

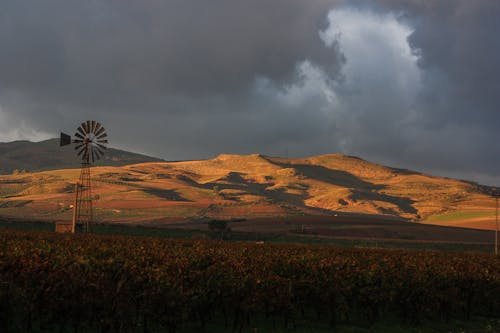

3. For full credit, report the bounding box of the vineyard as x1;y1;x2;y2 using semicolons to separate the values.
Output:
0;230;500;332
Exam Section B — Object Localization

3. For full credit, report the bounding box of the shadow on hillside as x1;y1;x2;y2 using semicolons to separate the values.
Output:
142;187;191;202
174;171;317;212
171;162;418;216
266;159;417;215
389;167;421;176
267;159;384;190
214;172;306;206
349;189;417;215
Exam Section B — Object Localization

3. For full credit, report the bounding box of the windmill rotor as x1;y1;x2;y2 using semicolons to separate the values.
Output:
60;121;108;164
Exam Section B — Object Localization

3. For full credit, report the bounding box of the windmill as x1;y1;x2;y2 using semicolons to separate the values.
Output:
58;120;108;233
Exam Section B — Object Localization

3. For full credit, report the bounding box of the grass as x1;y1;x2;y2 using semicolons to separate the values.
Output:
93;206;202;220
0;220;53;231
426;211;492;222
0;220;203;238
0;220;495;253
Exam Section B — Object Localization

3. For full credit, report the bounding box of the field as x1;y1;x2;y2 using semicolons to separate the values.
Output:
1;216;497;254
1;229;500;333
0;153;498;232
196;215;496;243
423;210;498;230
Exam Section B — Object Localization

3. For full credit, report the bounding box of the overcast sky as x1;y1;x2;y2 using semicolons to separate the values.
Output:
0;0;499;186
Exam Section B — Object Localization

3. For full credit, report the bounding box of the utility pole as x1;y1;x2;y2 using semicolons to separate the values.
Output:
496;194;499;256
492;189;500;256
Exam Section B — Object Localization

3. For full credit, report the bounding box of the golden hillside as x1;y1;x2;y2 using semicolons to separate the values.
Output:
0;154;496;229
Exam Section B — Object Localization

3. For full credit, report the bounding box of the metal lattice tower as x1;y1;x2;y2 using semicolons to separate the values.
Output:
73;160;93;233
60;120;108;233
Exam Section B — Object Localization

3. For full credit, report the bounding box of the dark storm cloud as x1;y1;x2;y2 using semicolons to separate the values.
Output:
0;0;499;185
379;0;500;126
367;0;500;182
0;0;343;151
0;0;342;98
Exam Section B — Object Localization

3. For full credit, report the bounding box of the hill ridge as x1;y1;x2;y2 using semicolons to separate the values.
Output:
0;150;495;230
0;138;164;175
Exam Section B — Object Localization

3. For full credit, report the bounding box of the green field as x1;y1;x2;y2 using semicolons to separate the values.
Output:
426;211;492;222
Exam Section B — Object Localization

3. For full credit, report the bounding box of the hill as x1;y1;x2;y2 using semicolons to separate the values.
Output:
0;138;163;174
0;153;497;230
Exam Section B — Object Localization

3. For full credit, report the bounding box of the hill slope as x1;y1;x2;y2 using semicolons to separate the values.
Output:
0;139;163;174
0;153;496;230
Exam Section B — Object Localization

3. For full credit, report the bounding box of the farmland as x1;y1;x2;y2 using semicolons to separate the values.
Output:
1;229;499;332
0;216;496;253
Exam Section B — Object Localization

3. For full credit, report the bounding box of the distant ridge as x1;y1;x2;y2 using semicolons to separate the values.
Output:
0;138;164;174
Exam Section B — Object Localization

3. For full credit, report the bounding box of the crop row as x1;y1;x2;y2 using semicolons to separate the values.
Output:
0;230;499;332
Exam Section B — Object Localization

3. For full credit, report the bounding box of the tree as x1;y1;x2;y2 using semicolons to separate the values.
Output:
208;220;230;240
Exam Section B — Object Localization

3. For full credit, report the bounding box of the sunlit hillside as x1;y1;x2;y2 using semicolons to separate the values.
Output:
0;153;496;230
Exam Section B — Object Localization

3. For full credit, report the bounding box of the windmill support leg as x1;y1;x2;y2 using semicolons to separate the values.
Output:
71;183;78;233
73;163;93;233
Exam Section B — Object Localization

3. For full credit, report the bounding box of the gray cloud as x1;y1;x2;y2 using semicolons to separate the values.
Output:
0;0;499;186
0;0;342;97
371;0;500;182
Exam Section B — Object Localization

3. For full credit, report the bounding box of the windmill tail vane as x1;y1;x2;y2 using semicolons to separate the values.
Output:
56;120;108;233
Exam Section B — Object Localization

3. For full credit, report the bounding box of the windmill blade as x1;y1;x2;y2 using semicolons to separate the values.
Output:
91;120;96;133
91;149;97;163
95;144;104;153
95;127;106;137
95;146;104;156
77;145;87;156
60;133;71;146
77;146;86;157
74;132;85;140
73;139;83;144
86;120;92;133
74;144;84;151
81;122;88;134
97;132;108;140
93;147;101;162
93;147;102;158
97;139;108;144
77;125;86;136
95;147;103;161
94;122;102;134
96;143;107;151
